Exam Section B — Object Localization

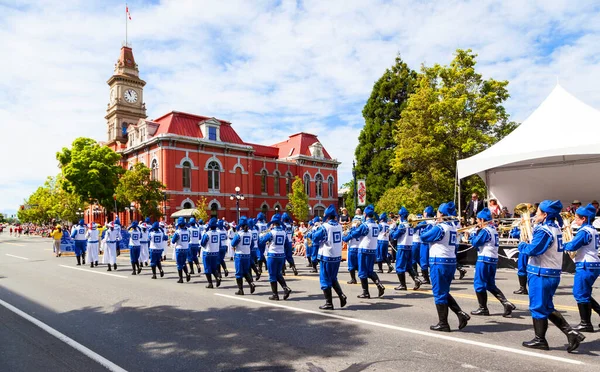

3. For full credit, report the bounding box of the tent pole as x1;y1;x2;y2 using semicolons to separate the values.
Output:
458;178;462;220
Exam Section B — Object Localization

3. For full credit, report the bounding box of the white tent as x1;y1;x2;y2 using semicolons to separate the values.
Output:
457;84;600;210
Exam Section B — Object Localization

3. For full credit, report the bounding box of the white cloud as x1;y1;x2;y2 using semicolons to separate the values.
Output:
2;0;600;210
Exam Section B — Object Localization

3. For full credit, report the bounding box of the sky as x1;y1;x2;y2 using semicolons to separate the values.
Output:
2;0;600;217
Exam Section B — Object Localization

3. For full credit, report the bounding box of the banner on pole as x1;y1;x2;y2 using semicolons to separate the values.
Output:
357;179;367;206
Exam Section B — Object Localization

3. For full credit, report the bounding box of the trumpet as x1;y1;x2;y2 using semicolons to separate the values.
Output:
514;203;536;243
407;214;458;226
456;219;498;233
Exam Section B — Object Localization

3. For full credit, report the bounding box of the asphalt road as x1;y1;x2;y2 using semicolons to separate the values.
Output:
1;234;599;372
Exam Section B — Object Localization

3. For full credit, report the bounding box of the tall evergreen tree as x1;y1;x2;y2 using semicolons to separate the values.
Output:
355;55;418;204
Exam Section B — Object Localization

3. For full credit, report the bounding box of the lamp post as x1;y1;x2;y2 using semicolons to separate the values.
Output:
130;202;136;222
113;194;118;222
76;208;84;223
162;192;168;224
229;186;244;222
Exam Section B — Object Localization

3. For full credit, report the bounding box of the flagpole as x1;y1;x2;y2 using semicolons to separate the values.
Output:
125;3;128;46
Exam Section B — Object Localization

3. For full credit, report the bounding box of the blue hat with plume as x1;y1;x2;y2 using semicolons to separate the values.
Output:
176;217;186;227
379;212;387;222
398;207;409;218
324;204;337;219
364;205;375;217
312;216;321;224
208;217;218;229
79;219;85;225
438;202;456;217
539;200;564;226
477;208;492;221
257;212;266;222
131;220;139;227
189;217;196;225
268;213;282;227
423;206;434;217
151;222;160;231
217;219;224;229
576;204;596;224
282;212;291;223
238;216;248;228
115;218;121;225
145;217;151;223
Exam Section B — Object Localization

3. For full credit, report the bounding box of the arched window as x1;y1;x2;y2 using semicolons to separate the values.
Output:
273;171;280;195
207;161;220;190
183;202;192;209
261;169;268;193
151;159;158;180
314;206;325;217
210;202;218;218
261;203;268;215
182;161;191;189
286;172;292;195
303;174;311;196
327;176;334;198
315;174;323;197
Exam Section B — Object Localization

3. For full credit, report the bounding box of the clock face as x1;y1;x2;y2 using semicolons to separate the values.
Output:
124;89;138;103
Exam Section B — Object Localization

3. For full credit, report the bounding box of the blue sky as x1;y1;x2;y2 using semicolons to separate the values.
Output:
2;0;600;216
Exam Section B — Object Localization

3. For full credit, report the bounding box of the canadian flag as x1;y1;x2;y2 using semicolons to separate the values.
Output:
126;5;132;20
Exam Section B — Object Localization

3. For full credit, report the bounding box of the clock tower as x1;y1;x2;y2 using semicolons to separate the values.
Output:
105;46;147;150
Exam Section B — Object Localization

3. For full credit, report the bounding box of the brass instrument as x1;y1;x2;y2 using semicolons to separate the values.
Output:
407;215;458;227
560;212;575;243
514;203;536;243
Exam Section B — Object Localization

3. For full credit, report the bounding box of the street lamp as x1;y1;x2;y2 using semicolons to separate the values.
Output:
352;160;358;211
162;192;168;224
229;186;244;222
130;202;136;221
76;208;84;222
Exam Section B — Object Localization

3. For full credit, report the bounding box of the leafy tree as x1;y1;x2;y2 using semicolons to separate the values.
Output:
287;177;309;222
17;175;86;224
391;49;517;208
355;55;418;204
57;137;123;210
115;163;165;220
375;182;432;215
193;196;210;222
0;213;4;223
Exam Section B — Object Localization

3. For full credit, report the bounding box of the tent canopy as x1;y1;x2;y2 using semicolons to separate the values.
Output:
170;208;197;218
457;84;600;209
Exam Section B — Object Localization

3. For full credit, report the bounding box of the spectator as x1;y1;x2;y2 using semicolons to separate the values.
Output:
352;208;364;223
339;208;350;224
488;199;501;218
465;193;484;223
592;200;600;217
50;225;63;257
501;206;511;218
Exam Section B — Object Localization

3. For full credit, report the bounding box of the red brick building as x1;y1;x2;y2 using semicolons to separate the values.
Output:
102;46;339;223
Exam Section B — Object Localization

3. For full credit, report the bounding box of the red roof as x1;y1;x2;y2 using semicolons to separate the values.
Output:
152;111;244;144
271;132;332;159
245;143;280;158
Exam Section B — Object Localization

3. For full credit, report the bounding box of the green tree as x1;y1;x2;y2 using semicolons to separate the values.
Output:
0;213;4;223
391;49;517;208
57;137;123;210
287;177;309;222
115;163;165;219
193;196;210;222
375;182;432;215
355;55;418;204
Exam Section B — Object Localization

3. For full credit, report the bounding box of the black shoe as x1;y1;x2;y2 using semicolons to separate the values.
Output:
458;268;467;280
151;274;157;279
395;273;407;291
114;264;117;270
131;263;137;275
160;270;164;277
522;318;549;350
144;262;148;266
224;269;229;277
256;272;261;281
90;263;94;268
206;283;214;288
347;270;357;284
387;264;394;273
107;265;112;272
292;265;298;276
421;269;431;284
269;282;279;301
431;304;451;332
319;288;334;310
186;273;191;282
339;294;347;308
283;286;292;300
448;295;469;330
377;283;385;298
177;269;183;283
490;288;516;317
548;311;586;353
205;274;213;288
177;278;184;283
471;292;490;316
572;303;594;333
189;263;195;275
137;263;142;274
215;275;221;288
250;283;256;294
95;261;98;267
76;256;81;266
357;278;370;298
514;275;528;295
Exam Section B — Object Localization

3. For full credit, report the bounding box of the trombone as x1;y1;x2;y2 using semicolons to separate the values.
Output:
406;214;458;227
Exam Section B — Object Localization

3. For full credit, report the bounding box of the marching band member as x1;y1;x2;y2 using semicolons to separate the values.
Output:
420;202;470;332
469;208;516;317
311;205;347;310
139;221;150;268
102;221;119;271
128;221;143;275
171;217;192;284
282;212;299;276
512;225;529;295
419;206;435;285
85;222;100;268
70;219;88;266
217;220;230;278
342;220;361;284
305;219;314;268
309;216;321;273
187;218;202;275
149;222;166;279
160;221;168;261
376;213;393;274
230;216;256;295
519;200;585;352
114;218;123;256
200;218;222;288
391;207;422;290
248;218;262;280
259;213;292;301
347;205;385;299
411;215;422;279
255;212;268;273
564;203;600;332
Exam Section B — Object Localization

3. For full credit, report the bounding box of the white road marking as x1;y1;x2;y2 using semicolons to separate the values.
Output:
215;293;585;366
59;265;128;279
3;242;25;246
0;298;128;372
6;254;30;260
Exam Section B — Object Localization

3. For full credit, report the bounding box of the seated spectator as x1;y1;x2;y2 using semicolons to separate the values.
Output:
567;200;582;214
592;200;600;217
489;199;501;218
501;206;511;218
